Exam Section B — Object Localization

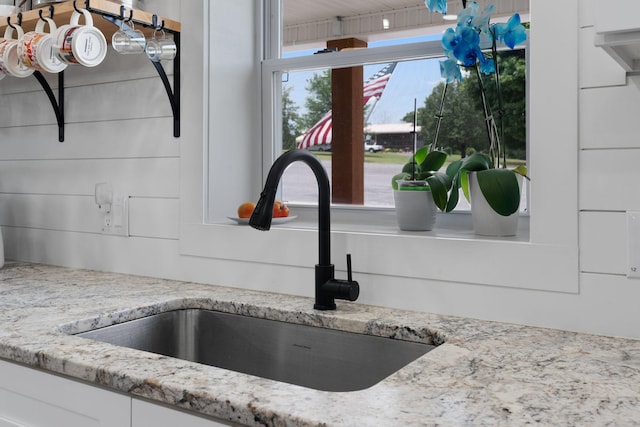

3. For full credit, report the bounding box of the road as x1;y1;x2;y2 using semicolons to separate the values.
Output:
280;158;508;211
280;159;405;207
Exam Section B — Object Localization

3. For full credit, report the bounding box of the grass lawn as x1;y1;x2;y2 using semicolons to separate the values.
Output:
313;151;526;168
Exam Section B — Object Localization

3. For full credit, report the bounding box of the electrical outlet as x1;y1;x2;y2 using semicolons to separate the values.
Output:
102;194;129;236
627;211;640;278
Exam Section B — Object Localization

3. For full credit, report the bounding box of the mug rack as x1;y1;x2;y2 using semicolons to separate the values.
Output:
0;0;181;142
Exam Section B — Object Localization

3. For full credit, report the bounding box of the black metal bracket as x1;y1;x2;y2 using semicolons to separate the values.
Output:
33;71;65;143
100;14;181;137
7;0;180;141
151;32;180;137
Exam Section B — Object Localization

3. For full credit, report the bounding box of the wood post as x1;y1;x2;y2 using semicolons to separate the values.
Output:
327;38;368;205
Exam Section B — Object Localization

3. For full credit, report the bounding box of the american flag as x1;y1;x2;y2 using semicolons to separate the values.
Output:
297;63;397;150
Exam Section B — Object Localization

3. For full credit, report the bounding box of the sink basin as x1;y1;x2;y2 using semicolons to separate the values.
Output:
76;309;435;392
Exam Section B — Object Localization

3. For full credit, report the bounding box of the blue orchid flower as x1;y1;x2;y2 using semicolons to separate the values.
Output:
456;1;477;26
478;53;495;74
424;0;447;14
456;2;493;33
442;26;481;67
440;59;462;83
436;1;525;80
471;4;494;33
456;28;481;66
441;27;459;59
492;13;527;49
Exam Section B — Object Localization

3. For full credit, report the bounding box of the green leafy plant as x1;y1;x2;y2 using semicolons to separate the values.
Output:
391;145;452;211
391;90;452;212
444;152;527;215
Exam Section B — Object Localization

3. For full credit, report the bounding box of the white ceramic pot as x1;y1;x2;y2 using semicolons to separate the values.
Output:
468;171;521;236
393;180;437;231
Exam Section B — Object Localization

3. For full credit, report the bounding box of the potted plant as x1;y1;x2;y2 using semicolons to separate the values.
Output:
391;101;452;231
425;1;529;236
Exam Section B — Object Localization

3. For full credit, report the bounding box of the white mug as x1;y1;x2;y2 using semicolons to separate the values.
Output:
18;17;67;73
0;38;9;80
53;8;107;67
0;25;34;78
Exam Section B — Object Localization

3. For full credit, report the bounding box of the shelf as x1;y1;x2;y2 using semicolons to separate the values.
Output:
0;0;181;141
0;0;180;39
594;31;640;73
594;0;640;73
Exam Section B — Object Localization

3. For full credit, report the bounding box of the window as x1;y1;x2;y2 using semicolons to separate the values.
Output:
264;0;529;214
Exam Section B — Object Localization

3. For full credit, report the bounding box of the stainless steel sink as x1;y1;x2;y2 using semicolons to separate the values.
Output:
76;309;435;392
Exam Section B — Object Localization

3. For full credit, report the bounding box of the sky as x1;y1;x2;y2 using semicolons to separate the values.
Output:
283;35;446;125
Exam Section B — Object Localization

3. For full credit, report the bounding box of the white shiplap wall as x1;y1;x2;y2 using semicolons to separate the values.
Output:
0;1;181;274
578;0;640;336
1;0;640;339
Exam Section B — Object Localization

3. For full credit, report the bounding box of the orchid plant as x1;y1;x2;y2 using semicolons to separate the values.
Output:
391;99;452;212
425;0;529;216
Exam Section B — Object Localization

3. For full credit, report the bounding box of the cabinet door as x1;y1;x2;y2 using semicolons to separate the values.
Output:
132;398;239;427
0;359;130;427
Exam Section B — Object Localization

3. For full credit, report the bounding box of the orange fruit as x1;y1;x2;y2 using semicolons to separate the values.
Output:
237;202;256;218
273;200;290;218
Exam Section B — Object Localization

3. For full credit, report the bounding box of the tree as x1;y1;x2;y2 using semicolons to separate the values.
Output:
282;85;301;150
408;81;485;157
301;70;332;130
456;49;526;159
404;50;526;159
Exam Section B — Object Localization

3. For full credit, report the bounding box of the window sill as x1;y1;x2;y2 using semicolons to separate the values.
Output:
255;204;530;242
181;207;577;294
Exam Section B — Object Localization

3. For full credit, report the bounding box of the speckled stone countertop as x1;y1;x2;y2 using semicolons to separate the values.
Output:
1;262;639;426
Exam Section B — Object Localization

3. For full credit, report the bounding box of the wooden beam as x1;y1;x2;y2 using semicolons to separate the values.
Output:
327;38;367;205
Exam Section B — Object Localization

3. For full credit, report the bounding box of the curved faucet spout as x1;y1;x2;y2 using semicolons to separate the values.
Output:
250;149;331;265
249;149;359;310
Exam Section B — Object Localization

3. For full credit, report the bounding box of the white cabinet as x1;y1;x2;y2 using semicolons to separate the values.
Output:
132;399;238;427
0;359;242;427
594;0;640;72
0;359;130;427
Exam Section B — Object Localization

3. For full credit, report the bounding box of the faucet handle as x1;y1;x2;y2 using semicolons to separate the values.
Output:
314;255;359;310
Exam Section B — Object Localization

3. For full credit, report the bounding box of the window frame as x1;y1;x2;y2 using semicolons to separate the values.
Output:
179;0;579;294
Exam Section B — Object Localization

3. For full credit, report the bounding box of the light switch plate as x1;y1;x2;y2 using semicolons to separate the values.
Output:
627;211;640;278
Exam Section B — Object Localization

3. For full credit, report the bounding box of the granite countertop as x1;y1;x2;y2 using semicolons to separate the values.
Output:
0;262;639;426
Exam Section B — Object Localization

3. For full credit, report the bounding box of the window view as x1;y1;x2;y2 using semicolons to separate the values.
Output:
271;0;530;210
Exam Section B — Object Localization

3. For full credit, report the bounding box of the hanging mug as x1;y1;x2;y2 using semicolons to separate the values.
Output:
0;38;8;80
18;17;67;73
145;29;176;62
0;25;34;78
53;8;107;67
112;19;145;54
